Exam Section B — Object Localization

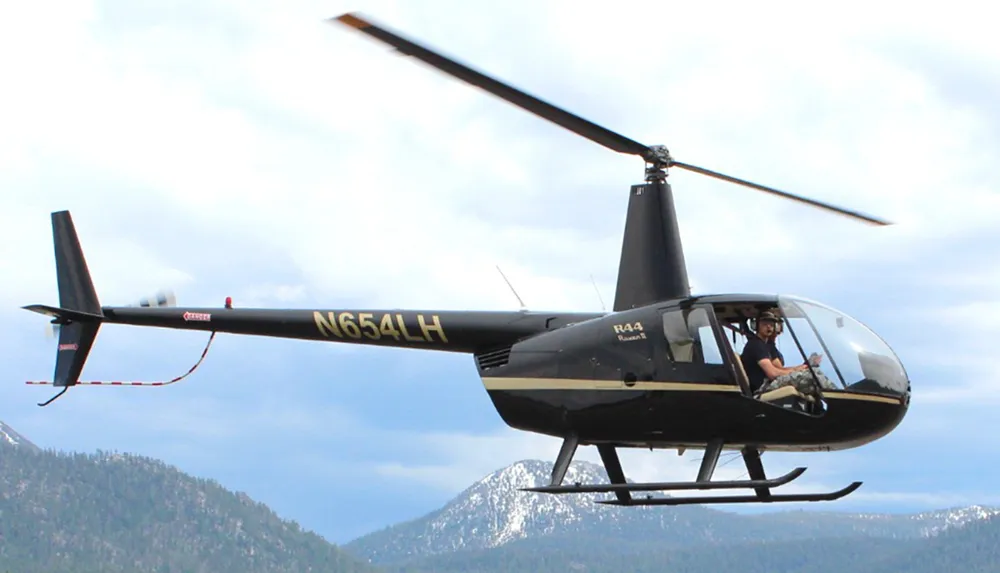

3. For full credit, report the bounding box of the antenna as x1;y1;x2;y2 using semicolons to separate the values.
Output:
590;274;607;312
496;265;527;311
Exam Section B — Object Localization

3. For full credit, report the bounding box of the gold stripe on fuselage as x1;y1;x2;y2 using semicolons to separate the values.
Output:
481;377;741;393
479;377;903;405
822;392;903;405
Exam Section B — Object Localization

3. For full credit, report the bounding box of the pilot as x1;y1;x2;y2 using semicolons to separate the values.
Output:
768;314;785;367
740;310;809;394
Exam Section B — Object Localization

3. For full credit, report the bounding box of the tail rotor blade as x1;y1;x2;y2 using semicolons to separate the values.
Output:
670;161;891;226
134;289;177;308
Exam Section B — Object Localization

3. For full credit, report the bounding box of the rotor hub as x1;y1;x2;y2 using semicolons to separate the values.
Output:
643;145;672;182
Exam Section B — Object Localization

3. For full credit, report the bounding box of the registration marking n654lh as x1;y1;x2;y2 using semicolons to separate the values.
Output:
313;311;449;343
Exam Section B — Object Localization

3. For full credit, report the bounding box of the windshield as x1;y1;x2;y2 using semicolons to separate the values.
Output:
777;296;909;397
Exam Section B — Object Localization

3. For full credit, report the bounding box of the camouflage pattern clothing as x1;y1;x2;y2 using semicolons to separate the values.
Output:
760;367;839;394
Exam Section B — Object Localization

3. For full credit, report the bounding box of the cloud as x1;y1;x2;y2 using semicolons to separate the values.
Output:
5;0;997;312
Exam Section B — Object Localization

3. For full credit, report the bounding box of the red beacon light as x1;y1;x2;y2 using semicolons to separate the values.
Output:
225;296;233;309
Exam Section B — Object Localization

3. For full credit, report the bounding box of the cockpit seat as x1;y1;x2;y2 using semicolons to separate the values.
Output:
758;385;815;403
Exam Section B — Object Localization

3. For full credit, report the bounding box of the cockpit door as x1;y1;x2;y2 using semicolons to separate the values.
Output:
659;304;743;391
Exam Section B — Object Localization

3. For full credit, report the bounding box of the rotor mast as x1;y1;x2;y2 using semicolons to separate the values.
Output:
612;145;691;311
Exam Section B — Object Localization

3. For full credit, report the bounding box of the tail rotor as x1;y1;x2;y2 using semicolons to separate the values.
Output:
42;289;175;341
133;290;177;309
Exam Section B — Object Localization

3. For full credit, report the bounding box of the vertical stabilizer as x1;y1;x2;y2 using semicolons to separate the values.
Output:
22;211;105;404
52;210;102;317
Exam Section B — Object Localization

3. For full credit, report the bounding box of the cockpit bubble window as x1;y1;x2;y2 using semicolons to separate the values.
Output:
778;296;909;397
777;312;838;387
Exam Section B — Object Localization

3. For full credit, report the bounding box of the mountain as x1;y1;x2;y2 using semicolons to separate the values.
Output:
0;419;40;452
345;459;1000;568
5;417;1000;573
858;513;1000;573
375;516;1000;573
0;422;377;573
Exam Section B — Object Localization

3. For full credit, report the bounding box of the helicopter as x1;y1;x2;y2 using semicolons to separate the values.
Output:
23;12;910;508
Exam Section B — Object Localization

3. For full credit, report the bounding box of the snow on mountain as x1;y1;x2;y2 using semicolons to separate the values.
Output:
912;505;1000;536
346;458;1000;565
424;459;670;547
346;459;723;562
0;420;40;452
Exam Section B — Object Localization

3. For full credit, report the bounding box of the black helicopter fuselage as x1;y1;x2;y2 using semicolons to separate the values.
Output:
76;291;908;456
473;301;909;455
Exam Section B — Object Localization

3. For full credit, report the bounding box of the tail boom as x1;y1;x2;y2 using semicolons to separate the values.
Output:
25;209;605;406
96;306;602;354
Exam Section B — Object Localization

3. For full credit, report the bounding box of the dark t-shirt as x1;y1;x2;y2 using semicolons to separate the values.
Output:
768;341;784;365
741;336;776;393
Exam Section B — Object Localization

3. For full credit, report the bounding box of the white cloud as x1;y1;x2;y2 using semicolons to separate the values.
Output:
4;0;997;311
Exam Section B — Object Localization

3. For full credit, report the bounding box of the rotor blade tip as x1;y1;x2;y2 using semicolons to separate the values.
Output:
861;216;893;227
332;13;371;29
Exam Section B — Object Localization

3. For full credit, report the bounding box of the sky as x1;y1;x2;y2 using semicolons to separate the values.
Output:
2;0;1000;544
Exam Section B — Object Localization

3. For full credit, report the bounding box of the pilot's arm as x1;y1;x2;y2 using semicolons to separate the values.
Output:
758;358;808;380
746;338;806;381
773;344;822;369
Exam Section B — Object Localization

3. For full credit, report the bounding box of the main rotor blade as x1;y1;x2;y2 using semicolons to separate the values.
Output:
670;160;892;226
333;13;892;227
332;13;657;163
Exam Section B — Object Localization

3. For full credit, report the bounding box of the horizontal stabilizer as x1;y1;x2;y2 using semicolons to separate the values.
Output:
23;304;104;322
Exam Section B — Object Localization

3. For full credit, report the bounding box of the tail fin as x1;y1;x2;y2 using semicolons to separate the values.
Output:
22;211;105;406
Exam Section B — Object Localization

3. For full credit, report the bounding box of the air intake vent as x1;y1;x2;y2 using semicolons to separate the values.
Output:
476;346;512;371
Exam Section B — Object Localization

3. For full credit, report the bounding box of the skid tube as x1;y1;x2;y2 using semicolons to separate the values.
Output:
523;466;808;494
522;436;863;506
595;482;863;507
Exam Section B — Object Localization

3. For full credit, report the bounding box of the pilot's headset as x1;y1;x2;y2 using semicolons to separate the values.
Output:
749;309;783;336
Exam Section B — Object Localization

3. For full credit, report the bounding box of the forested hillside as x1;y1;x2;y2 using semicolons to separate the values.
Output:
3;425;999;573
378;518;1000;573
0;441;376;573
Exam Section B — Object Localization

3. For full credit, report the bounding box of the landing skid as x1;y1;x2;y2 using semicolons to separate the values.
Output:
521;436;862;506
595;482;862;507
524;466;807;494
